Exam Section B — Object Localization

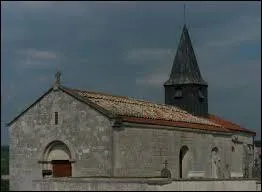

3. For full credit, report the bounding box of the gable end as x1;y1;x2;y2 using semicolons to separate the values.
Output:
6;86;116;127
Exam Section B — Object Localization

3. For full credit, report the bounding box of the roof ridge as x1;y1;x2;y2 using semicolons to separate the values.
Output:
63;86;129;99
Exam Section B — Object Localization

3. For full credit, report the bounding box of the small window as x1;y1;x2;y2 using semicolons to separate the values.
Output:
174;88;182;98
55;112;58;125
198;88;204;101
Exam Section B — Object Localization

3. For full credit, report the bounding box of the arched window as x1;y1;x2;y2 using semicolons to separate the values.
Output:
42;140;72;178
179;145;190;178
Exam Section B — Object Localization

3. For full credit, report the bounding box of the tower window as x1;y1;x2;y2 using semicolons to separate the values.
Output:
174;88;182;98
198;88;204;101
55;112;58;125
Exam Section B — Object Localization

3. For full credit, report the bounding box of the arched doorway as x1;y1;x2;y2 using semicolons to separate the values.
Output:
179;145;190;178
42;140;72;178
211;147;219;178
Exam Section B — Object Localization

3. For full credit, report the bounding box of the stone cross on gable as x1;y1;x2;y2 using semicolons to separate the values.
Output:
55;71;61;84
53;71;61;90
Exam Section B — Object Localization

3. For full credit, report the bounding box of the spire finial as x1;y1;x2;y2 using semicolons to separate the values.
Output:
53;70;61;90
184;4;187;26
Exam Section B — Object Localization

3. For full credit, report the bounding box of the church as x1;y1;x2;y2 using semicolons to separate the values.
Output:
8;24;256;191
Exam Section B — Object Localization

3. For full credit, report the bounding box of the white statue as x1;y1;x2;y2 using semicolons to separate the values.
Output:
211;148;220;178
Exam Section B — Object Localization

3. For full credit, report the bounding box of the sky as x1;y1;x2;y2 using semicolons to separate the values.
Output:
1;1;261;145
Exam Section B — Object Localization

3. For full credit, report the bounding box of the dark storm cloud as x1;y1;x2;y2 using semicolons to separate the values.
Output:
1;1;261;145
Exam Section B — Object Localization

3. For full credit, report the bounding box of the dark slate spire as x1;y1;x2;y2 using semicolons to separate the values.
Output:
164;25;207;86
163;24;208;117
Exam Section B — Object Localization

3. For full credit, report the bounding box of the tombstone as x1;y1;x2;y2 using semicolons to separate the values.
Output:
161;160;172;178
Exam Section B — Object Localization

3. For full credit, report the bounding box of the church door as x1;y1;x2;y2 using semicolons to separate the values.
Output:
52;160;72;177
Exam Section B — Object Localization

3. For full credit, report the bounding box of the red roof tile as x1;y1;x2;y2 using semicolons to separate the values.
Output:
207;114;256;135
64;87;220;125
121;116;230;133
63;86;255;135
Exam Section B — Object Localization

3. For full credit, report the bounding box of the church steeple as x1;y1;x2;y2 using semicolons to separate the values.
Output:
164;25;207;86
164;25;208;117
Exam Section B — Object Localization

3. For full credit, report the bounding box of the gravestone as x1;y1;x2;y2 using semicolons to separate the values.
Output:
161;160;172;178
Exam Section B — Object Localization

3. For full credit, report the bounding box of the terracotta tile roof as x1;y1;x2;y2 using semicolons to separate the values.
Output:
63;86;255;135
64;87;225;128
120;116;230;133
207;114;256;135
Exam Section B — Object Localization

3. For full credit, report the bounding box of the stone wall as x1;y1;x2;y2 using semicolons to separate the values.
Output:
32;178;261;191
160;179;261;191
113;123;248;179
32;177;160;191
231;134;254;178
9;89;113;191
254;146;261;178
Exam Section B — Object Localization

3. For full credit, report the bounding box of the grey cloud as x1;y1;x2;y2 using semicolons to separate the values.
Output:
205;59;261;89
126;2;260;89
203;16;261;48
14;49;61;70
1;2;261;145
17;49;58;60
127;48;173;63
136;73;169;87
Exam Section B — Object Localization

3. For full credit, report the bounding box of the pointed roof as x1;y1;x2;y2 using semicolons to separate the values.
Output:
164;25;207;86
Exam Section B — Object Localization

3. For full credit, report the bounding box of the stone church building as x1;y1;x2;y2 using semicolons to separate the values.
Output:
8;25;256;191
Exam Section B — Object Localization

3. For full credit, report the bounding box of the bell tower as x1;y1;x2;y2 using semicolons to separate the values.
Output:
164;25;208;117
